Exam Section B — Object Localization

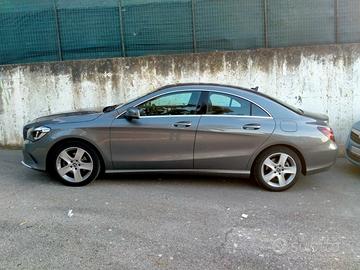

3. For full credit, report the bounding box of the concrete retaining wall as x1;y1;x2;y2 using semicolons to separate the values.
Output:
1;44;360;147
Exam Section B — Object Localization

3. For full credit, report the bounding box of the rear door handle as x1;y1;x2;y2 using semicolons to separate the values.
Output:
243;123;261;130
173;121;192;128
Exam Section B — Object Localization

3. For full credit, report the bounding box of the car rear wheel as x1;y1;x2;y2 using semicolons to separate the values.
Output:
52;142;101;186
253;147;301;191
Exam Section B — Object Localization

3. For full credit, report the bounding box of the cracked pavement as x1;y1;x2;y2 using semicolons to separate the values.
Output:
0;150;360;269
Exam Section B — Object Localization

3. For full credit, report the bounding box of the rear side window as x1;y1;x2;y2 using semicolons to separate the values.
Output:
251;103;269;117
207;92;269;117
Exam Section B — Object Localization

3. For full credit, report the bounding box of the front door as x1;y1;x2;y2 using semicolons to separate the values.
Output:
110;91;202;170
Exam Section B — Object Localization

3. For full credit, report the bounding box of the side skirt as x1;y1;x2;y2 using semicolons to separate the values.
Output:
105;169;251;176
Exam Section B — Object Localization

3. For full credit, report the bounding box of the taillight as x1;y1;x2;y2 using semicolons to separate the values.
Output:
317;126;335;142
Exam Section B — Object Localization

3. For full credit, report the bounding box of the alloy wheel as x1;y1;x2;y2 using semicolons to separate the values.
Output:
56;147;94;183
261;152;297;188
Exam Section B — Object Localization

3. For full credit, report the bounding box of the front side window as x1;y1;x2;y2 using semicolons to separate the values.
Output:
207;92;269;117
138;91;201;116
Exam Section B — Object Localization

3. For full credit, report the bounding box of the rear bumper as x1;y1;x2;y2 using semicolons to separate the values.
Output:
306;160;336;175
304;140;338;175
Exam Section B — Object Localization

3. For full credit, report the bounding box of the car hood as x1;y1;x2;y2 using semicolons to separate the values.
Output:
27;109;102;126
302;110;329;122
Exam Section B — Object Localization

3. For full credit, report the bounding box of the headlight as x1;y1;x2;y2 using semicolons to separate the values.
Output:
27;126;51;141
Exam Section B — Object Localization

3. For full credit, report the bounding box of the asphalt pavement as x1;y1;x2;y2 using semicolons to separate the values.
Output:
0;150;359;270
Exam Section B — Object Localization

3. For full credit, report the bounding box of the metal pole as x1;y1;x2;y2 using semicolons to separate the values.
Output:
118;0;126;57
263;0;269;48
53;0;63;61
191;0;197;53
334;0;339;43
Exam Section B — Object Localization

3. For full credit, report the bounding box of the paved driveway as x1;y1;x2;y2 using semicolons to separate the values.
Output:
0;150;359;270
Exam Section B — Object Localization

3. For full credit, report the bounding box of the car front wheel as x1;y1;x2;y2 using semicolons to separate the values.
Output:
253;147;301;191
52;142;101;186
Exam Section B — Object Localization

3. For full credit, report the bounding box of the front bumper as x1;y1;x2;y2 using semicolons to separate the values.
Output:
21;160;32;169
22;139;48;171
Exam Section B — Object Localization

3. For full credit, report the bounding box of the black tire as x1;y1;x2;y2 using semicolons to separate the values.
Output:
50;141;101;186
253;146;302;191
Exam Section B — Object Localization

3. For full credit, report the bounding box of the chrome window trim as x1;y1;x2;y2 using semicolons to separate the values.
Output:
201;115;273;119
117;114;272;119
116;88;273;119
127;115;200;119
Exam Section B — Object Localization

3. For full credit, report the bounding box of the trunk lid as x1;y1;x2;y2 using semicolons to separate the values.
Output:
301;110;329;122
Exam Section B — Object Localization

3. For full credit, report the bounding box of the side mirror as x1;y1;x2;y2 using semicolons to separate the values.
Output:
125;107;140;120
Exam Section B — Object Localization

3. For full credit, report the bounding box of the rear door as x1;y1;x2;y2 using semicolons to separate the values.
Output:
194;91;275;171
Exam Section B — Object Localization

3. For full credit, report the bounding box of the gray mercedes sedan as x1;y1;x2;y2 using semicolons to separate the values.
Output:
22;83;338;191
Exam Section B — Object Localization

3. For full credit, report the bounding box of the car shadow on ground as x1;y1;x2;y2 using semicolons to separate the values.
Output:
18;165;260;190
13;153;358;191
20;166;314;192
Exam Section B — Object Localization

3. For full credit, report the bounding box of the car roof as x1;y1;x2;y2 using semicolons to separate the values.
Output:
156;83;302;116
155;83;256;94
153;83;279;103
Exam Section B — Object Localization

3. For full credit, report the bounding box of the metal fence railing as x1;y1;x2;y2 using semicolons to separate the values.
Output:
1;0;360;65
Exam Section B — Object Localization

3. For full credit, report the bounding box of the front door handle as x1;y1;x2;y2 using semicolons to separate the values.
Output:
243;123;261;130
173;121;192;128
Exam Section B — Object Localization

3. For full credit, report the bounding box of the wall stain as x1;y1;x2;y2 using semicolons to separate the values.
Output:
198;52;224;74
70;62;82;84
50;61;71;75
153;55;173;77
